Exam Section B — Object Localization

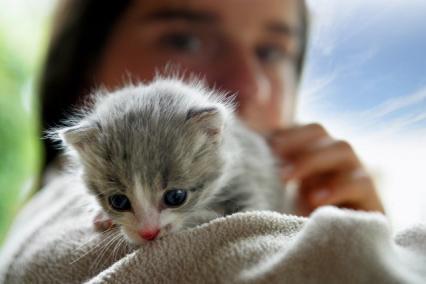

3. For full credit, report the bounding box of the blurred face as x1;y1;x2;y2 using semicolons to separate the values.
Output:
94;0;302;134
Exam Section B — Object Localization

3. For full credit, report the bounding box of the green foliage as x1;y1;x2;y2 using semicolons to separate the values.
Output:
0;0;53;245
0;27;41;244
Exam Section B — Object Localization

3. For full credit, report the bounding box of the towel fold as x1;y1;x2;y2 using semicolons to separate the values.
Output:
1;176;425;284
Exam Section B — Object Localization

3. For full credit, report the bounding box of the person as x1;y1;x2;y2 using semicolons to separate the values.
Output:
39;0;384;216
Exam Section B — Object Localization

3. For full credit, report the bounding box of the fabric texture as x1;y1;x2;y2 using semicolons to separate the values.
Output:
1;176;425;284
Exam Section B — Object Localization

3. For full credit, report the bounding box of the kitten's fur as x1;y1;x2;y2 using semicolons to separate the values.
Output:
56;77;285;245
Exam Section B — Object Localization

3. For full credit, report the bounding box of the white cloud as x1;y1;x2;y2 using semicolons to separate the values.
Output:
361;87;426;120
301;0;426;231
299;59;426;230
306;0;426;57
298;72;337;105
298;95;426;231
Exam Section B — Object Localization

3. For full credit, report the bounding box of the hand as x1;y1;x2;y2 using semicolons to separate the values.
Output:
268;123;385;216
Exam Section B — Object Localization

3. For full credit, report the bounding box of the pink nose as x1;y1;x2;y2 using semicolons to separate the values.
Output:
138;229;160;241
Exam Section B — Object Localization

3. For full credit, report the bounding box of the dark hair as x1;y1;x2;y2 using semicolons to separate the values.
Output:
39;0;132;171
39;0;309;172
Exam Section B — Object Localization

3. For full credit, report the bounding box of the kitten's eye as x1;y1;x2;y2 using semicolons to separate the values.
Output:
108;194;132;211
163;189;187;207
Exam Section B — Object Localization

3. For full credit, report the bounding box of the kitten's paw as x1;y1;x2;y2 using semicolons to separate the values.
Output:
93;210;114;232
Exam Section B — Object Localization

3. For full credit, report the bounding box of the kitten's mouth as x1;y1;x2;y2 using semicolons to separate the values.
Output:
148;223;173;239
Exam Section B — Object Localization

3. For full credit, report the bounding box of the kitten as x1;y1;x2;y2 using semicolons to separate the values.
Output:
55;77;285;245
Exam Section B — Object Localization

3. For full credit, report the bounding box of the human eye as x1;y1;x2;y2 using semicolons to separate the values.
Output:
256;44;289;64
158;31;201;53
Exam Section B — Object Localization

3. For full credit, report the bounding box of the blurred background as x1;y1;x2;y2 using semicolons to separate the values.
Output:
298;0;426;231
0;0;425;243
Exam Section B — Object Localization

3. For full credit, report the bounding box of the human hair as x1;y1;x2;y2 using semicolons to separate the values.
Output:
39;0;309;172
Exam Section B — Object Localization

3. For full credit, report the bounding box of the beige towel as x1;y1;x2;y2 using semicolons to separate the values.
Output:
1;176;425;284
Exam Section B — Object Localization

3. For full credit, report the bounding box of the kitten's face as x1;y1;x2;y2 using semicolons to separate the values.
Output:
60;84;228;245
85;124;224;245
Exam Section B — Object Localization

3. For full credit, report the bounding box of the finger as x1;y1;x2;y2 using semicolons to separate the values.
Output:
307;170;369;207
268;123;328;158
300;170;384;213
283;140;360;181
298;172;334;194
295;173;338;216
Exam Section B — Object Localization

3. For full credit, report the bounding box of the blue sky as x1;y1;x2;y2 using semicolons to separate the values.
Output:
301;0;426;134
300;0;426;229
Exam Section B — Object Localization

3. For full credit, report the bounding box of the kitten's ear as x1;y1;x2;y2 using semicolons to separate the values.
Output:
186;107;224;137
59;122;99;151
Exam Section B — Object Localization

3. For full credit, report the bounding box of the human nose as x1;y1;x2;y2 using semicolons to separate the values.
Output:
213;48;271;106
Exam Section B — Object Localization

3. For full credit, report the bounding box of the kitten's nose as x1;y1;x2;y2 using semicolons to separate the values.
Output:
138;229;160;241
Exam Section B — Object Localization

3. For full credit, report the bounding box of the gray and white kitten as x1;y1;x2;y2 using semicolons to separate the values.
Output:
56;77;285;245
